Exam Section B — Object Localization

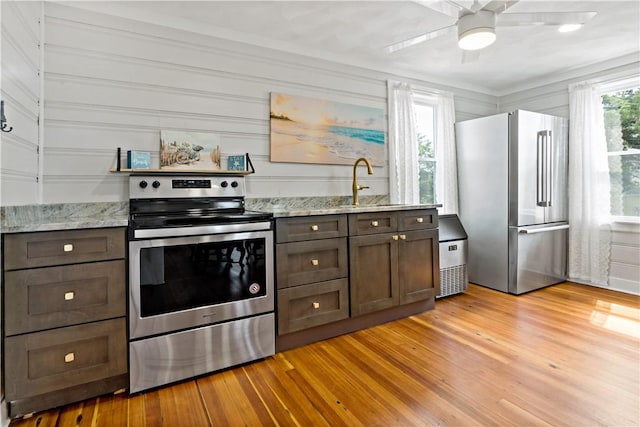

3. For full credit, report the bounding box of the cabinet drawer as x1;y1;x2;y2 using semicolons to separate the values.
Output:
398;209;438;231
4;318;127;401
4;260;126;336
4;227;125;270
277;279;349;334
348;212;397;236
276;215;347;242
276;238;348;289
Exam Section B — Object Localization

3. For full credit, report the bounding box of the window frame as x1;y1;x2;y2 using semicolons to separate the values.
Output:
599;76;640;223
413;94;438;205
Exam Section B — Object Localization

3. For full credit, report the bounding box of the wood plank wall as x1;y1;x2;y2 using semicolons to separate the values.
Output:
39;2;496;204
0;1;41;206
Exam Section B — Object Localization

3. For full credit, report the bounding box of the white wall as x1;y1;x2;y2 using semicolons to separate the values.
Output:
0;1;41;206
38;3;496;204
497;56;640;295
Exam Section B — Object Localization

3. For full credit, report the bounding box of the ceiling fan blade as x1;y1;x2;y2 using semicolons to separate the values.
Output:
481;0;519;15
413;0;464;19
497;11;597;26
384;24;457;53
461;49;481;64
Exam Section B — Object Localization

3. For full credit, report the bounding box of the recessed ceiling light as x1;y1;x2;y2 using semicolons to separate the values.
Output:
558;24;583;33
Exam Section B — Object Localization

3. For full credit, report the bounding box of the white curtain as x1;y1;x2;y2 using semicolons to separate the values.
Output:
434;92;458;214
388;80;419;204
568;81;611;286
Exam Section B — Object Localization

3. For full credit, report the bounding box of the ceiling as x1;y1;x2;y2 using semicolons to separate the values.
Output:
69;1;640;95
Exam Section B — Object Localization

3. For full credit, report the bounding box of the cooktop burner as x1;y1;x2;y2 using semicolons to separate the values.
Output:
128;175;272;233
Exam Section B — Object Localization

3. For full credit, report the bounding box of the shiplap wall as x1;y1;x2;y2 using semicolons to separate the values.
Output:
498;58;640;295
40;3;496;204
0;1;40;206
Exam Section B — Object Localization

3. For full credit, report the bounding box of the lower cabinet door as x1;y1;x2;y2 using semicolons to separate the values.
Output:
4;318;127;400
277;279;349;334
349;233;399;316
398;229;440;304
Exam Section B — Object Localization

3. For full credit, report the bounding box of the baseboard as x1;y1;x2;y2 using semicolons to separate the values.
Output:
570;277;640;296
608;277;640;295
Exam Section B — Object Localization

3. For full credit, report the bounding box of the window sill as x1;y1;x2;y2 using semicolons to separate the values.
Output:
610;216;640;225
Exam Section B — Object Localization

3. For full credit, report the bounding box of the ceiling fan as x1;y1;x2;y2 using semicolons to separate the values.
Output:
385;0;597;53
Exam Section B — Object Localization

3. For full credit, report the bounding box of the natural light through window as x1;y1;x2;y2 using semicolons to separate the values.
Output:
601;80;640;218
590;300;640;339
414;101;436;204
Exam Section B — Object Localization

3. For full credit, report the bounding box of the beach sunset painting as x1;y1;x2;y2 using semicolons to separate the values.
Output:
270;93;385;166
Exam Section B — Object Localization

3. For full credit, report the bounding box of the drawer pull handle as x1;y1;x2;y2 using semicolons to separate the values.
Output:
64;352;75;363
392;235;399;241
311;259;319;266
311;225;319;231
312;302;320;309
371;221;379;227
64;291;75;301
400;234;407;240
416;218;424;223
63;244;74;252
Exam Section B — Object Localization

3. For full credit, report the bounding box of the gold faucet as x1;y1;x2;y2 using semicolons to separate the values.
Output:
352;157;373;206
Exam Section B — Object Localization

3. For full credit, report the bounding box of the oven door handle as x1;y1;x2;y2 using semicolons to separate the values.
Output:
133;221;272;239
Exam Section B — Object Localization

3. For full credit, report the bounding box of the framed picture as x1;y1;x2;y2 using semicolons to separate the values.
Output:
227;154;246;171
127;150;151;169
160;130;221;171
270;92;385;166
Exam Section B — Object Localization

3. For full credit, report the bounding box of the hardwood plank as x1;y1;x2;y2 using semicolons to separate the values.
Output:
196;367;277;426
7;409;61;427
9;282;639;427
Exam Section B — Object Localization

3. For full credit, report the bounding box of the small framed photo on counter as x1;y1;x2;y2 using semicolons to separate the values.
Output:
227;154;246;171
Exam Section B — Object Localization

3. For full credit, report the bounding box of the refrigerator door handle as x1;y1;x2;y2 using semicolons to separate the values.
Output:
546;130;553;207
536;130;552;207
537;131;544;206
518;224;570;234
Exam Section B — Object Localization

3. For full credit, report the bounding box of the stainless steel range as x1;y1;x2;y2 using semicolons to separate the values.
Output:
127;174;274;393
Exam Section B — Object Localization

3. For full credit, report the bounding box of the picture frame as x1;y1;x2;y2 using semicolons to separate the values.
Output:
270;92;385;166
227;154;246;171
160;130;221;171
127;150;152;169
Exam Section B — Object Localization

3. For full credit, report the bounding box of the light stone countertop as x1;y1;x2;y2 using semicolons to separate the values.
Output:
0;199;441;233
0;202;129;234
260;203;441;218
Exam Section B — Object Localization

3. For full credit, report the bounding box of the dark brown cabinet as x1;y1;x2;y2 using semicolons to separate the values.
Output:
275;208;439;351
349;209;439;317
3;227;128;418
275;215;350;334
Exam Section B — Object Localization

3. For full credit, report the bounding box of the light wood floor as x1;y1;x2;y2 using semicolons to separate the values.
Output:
10;282;640;426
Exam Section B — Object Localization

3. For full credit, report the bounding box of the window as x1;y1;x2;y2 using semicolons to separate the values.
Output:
413;99;436;204
601;81;640;218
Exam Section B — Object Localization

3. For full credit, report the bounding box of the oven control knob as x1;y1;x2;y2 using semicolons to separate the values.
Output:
231;181;239;188
220;181;229;188
139;180;148;189
152;180;161;189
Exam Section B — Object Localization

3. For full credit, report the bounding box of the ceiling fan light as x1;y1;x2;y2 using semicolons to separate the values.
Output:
458;28;496;50
457;10;497;51
558;24;583;33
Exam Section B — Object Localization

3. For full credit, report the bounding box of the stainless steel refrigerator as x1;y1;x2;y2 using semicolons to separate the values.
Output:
456;110;569;294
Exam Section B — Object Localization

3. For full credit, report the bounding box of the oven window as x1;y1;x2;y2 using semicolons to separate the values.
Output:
139;238;267;317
